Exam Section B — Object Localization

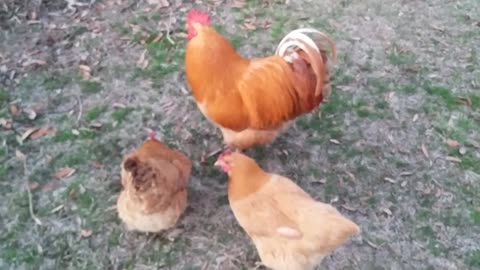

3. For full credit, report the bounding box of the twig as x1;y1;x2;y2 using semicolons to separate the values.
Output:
23;159;42;226
75;95;83;124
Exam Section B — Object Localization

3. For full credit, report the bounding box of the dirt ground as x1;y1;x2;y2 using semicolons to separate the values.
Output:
1;0;479;269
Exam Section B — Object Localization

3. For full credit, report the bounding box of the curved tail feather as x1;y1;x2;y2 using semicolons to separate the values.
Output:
275;28;336;100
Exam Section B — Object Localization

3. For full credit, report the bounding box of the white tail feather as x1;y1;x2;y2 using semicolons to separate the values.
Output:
275;28;336;62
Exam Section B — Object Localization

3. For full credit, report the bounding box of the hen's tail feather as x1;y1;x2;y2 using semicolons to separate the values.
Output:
275;28;336;99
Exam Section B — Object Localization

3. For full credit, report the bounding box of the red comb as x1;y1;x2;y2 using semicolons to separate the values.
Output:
146;128;156;140
187;9;211;25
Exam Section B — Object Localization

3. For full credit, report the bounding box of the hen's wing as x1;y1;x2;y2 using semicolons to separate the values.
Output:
123;156;186;214
231;193;303;239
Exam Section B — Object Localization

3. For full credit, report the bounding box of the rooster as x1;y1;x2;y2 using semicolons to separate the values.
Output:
117;130;192;233
215;151;360;270
185;9;336;152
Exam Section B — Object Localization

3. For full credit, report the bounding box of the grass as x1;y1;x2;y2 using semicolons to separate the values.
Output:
79;80;103;94
85;105;107;121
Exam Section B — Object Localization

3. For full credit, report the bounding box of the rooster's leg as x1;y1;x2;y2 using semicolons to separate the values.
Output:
201;145;238;163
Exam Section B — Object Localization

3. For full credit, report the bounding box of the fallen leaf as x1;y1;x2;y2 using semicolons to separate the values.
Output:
341;204;357;212
329;139;340;145
232;0;246;8
22;59;47;67
80;229;93;238
0;118;12;129
384;177;396;184
24;108;37;120
28;181;39;191
312;178;327;184
55;167;76;179
89;122;103;129
382;208;392;216
50;204;64;213
18;127;40;143
366;240;379;249
412;114;418;122
30;127;56;139
9;104;20;116
113;103;126;109
167;228;184;241
90;161;103;169
15;149;27;161
242;18;257;30
445;156;461;163
400;171;413;177
79;64;92;80
456;97;471;107
421;144;429;159
446;139;459;148
136;50;149;69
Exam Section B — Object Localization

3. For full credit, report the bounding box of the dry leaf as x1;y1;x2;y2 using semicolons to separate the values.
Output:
15;149;27;161
9;104;20;116
232;0;246;8
366;240;379;249
18;127;40;143
79;64;92;80
421;144;429;159
80;229;93;238
167;228;184;241
24;108;37;120
90;161;103;169
446;139;459;148
30;127;56;139
0;118;12;129
136;50;149;69
242;19;257;30
113;103;126;109
400;171;413;177
382;208;392;216
341;204;357;212
456;97;471;107
28;181;39;191
384;177;396;184
329;139;340;145
412;114;418;122
312;178;326;184
55;167;76;179
51;204;64;213
445;156;461;163
89;122;103;129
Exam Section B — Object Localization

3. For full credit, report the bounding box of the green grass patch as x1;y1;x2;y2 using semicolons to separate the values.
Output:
85;105;107;121
466;250;480;267
424;84;458;109
471;209;480;225
53;129;76;142
111;107;133;122
79;80;103;94
398;84;418;95
388;46;416;66
43;72;72;91
0;88;9;104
